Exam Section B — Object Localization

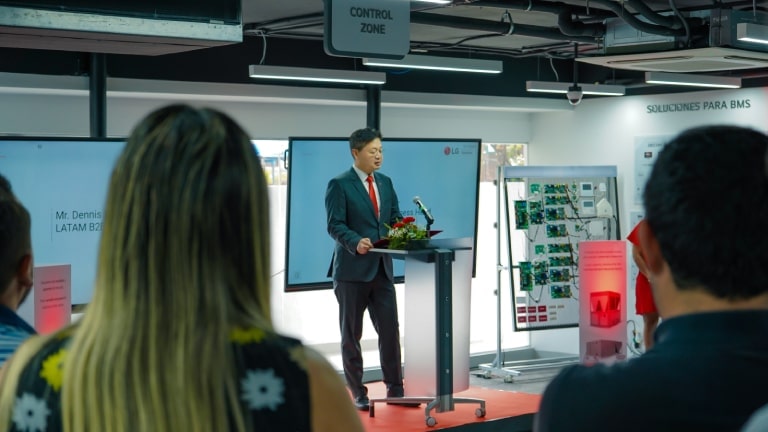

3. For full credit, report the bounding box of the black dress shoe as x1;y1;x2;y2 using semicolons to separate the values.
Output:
386;387;420;407
386;386;405;398
354;395;370;411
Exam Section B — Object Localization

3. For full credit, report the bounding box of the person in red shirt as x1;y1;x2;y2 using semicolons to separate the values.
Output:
627;220;660;349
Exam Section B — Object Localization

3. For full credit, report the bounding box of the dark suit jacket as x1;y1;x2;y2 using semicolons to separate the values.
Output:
325;167;402;283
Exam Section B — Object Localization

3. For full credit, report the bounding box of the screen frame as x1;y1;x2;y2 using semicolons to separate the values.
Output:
0;136;126;308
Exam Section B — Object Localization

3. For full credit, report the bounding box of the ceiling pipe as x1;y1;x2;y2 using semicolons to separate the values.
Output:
244;12;323;34
586;0;697;36
411;11;598;44
467;0;613;19
557;9;604;38
624;0;680;28
469;0;703;38
624;0;762;29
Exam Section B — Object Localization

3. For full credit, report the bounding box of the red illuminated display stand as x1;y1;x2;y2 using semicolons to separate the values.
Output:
578;241;628;364
590;291;621;328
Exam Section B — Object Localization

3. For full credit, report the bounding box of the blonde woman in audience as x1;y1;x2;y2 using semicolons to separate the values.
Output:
0;104;363;432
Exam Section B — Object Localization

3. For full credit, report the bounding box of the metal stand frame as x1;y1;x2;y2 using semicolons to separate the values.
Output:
479;166;618;379
477;166;522;381
369;395;486;427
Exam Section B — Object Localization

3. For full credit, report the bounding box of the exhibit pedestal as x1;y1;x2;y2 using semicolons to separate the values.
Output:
368;238;485;427
578;241;628;365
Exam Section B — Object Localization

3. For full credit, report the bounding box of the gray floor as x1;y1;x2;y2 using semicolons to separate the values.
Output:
326;345;572;396
468;365;562;395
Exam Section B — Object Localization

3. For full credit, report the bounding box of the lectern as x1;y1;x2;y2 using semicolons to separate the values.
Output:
368;237;485;427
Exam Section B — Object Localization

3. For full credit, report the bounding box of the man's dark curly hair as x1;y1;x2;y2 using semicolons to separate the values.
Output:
643;125;768;299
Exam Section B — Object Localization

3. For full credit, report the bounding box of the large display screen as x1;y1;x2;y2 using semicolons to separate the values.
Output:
285;138;481;291
0;138;125;306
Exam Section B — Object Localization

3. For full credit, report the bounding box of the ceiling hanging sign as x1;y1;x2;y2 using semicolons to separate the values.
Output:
324;0;410;59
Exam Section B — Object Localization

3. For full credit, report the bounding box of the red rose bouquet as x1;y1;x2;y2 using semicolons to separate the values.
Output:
385;216;428;250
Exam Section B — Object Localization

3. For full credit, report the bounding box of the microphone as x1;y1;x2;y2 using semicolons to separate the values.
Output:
412;196;435;225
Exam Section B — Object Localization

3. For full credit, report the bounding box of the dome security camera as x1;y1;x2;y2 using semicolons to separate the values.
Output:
566;85;583;106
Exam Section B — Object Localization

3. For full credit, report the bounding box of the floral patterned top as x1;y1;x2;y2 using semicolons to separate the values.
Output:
9;327;311;431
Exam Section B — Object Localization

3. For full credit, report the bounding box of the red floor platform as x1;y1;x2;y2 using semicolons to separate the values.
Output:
358;381;541;432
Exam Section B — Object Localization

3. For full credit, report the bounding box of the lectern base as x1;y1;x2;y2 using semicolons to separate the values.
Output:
368;240;480;428
369;395;486;427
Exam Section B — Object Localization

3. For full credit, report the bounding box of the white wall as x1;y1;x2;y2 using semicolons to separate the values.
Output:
13;72;761;359
0;73;555;141
527;87;768;354
0;72;559;360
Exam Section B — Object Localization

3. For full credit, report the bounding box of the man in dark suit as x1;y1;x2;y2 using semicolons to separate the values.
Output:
325;127;406;411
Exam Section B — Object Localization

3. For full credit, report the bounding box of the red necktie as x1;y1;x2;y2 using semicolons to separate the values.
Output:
366;175;379;218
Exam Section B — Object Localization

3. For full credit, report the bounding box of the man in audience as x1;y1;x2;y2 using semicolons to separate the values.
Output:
535;125;768;431
0;174;36;367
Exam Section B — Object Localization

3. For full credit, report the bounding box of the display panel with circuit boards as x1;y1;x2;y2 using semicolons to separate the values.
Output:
503;166;621;331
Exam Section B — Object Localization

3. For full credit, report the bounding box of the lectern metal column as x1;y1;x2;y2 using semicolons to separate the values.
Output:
368;239;485;427
435;249;454;410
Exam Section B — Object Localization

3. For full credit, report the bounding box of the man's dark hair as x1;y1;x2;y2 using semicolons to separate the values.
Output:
349;128;382;151
643;125;768;299
0;173;12;199
0;197;31;293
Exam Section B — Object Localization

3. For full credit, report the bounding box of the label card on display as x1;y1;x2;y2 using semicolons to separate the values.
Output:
17;264;72;335
34;264;72;334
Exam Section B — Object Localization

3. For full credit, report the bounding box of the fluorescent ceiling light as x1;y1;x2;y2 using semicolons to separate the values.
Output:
644;71;741;88
416;0;452;3
363;55;503;74
737;22;768;45
525;81;625;96
248;65;386;85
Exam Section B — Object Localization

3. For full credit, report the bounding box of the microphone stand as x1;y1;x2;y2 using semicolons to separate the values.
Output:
421;207;434;238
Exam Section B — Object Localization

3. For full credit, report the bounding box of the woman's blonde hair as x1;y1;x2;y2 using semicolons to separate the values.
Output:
1;104;273;431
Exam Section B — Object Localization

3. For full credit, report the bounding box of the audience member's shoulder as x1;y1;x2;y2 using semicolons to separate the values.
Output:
537;362;636;432
17;329;74;368
230;327;302;348
742;403;768;432
553;361;626;381
303;345;365;432
543;359;652;402
302;346;332;373
0;333;54;381
0;325;33;338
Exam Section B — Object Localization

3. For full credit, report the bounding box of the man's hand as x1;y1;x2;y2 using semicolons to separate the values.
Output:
356;238;374;254
632;244;650;277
